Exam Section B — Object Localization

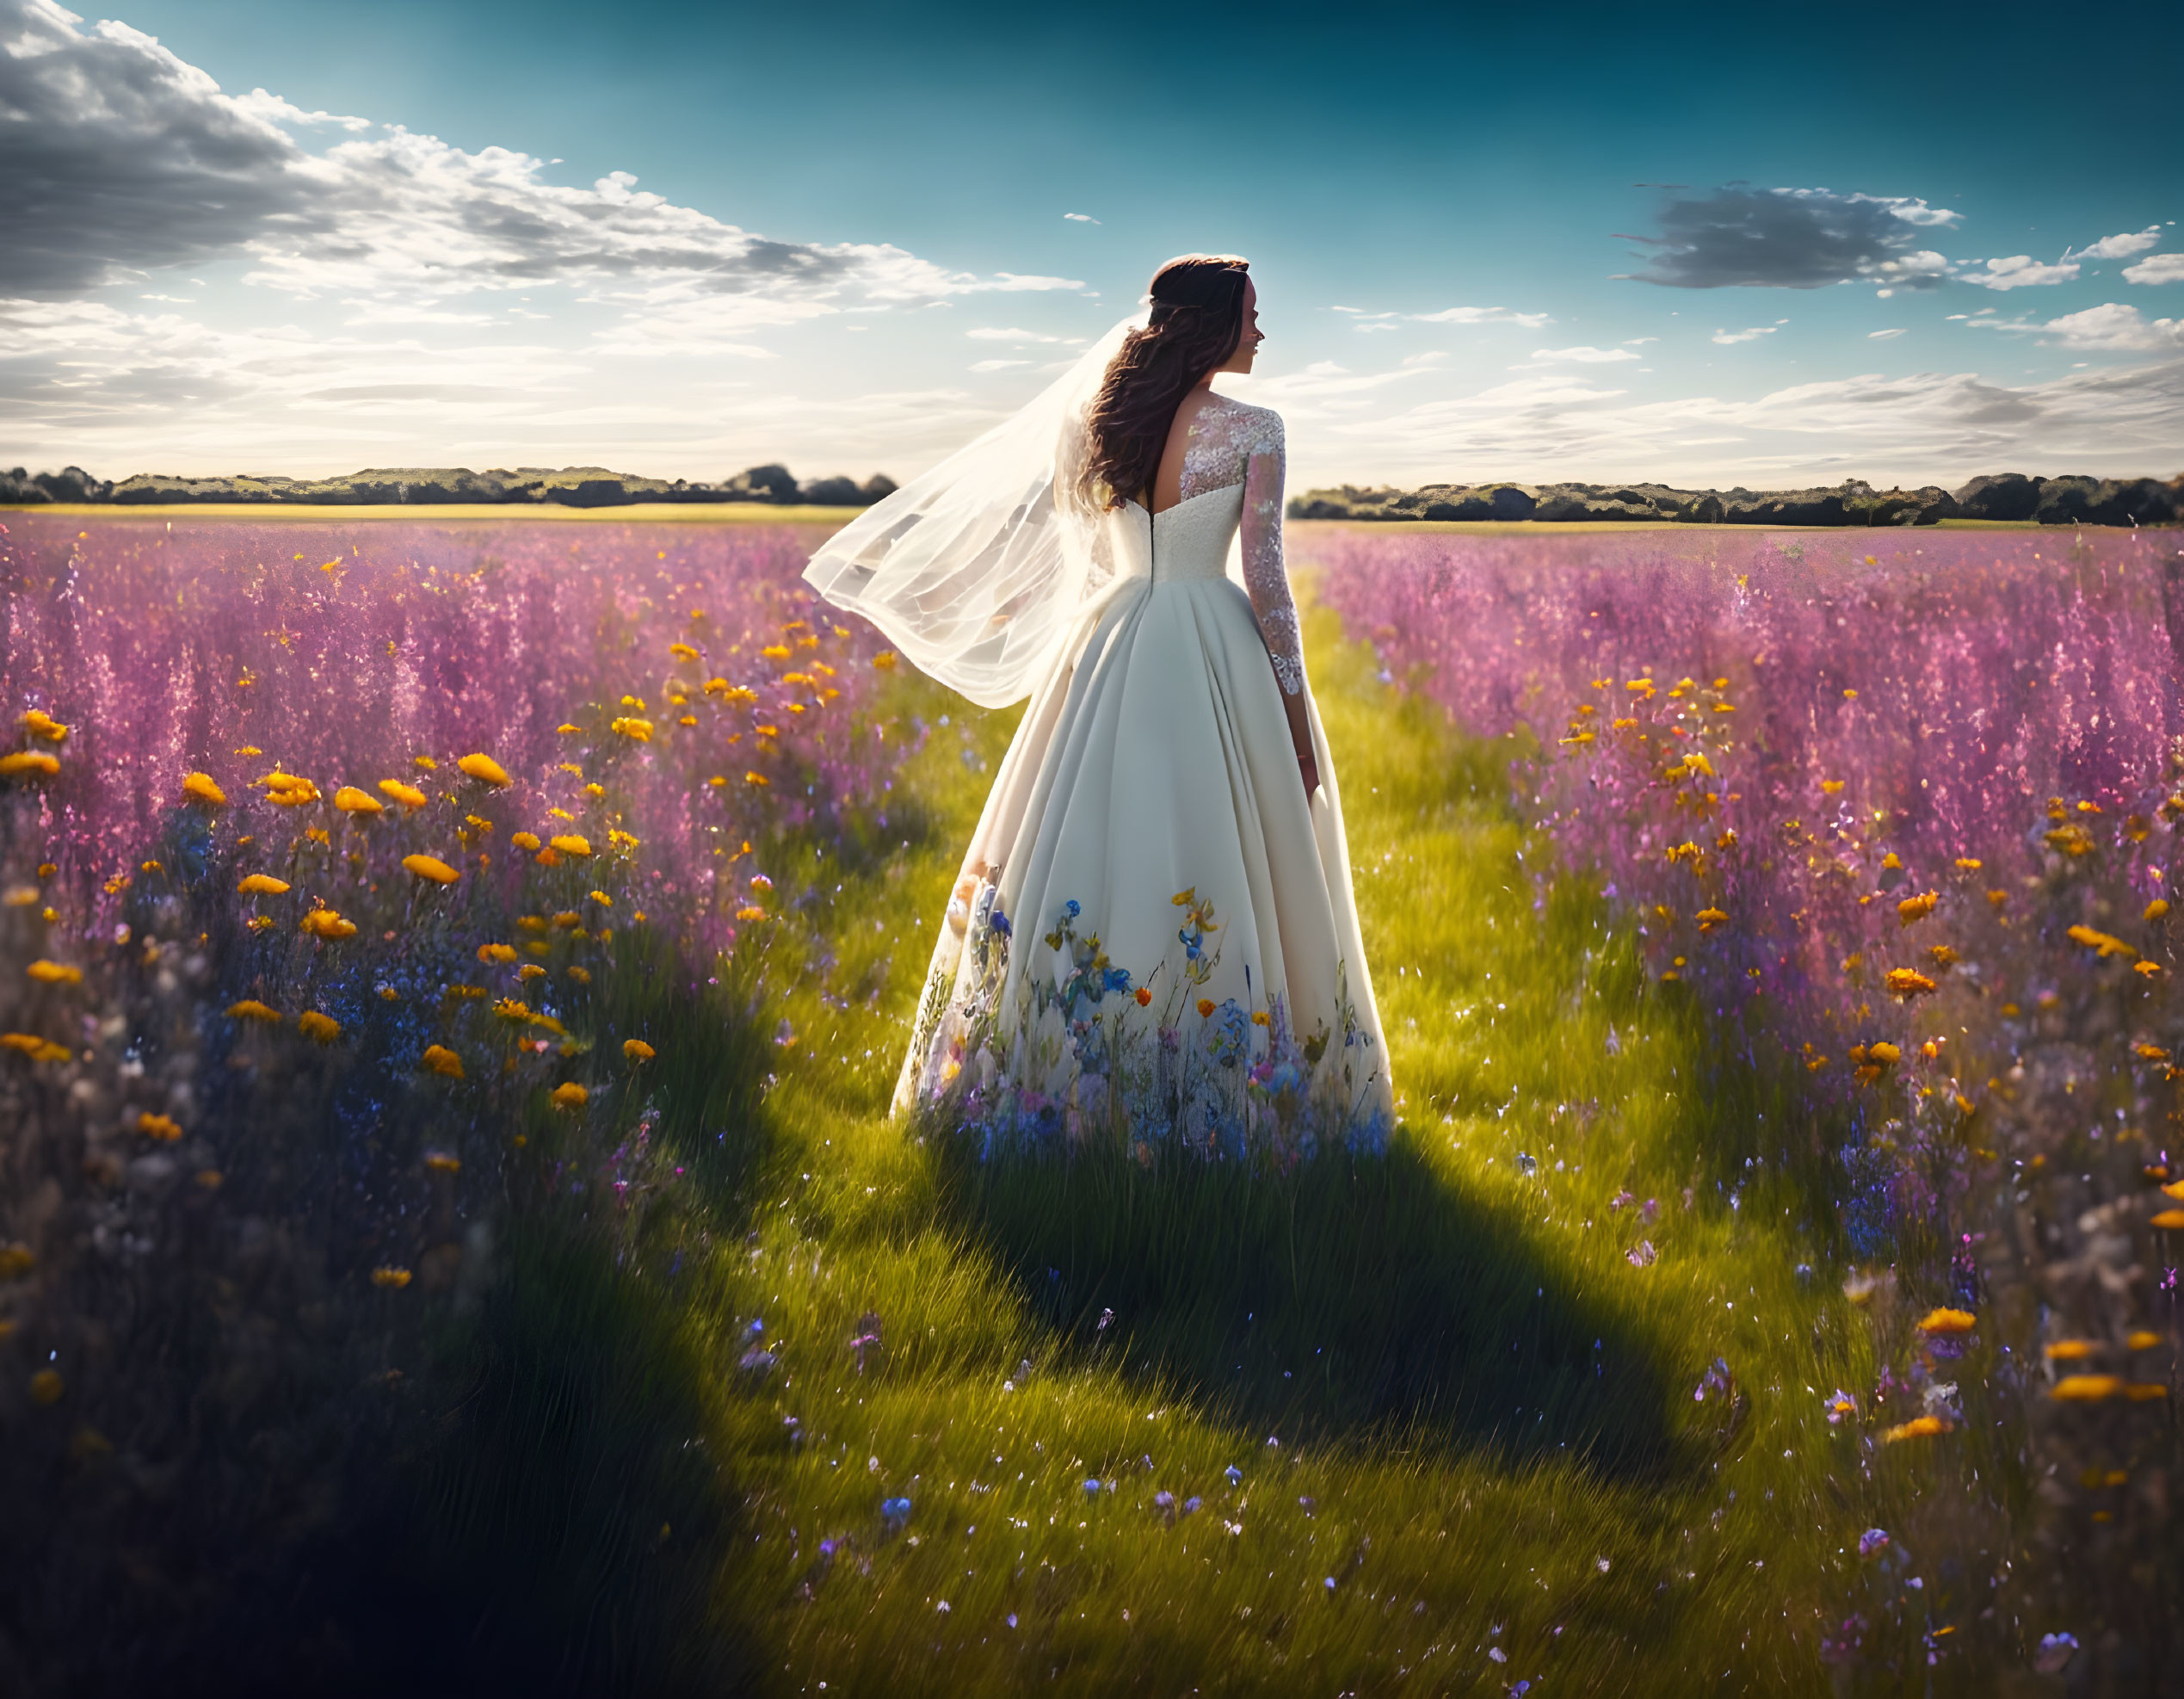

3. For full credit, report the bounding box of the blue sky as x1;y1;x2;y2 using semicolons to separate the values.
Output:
3;0;2179;488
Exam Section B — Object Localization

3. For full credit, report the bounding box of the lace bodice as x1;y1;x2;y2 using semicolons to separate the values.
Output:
1166;394;1304;695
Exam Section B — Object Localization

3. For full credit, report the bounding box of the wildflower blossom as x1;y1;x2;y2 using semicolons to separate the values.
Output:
457;753;511;788
297;1011;341;1043
403;855;460;884
332;785;384;814
379;779;428;808
299;909;357;940
371;1267;413;1288
227;1000;281;1023
422;1045;465;1079
550;834;593;857
137;1112;182;1140
182;771;229;806
0;751;59;776
236;874;291;894
27;961;82;985
624;1039;655;1062
552;1082;589;1109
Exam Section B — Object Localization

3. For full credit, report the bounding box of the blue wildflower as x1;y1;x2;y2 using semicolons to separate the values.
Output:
880;1495;912;1526
1857;1527;1890;1558
1065;899;1080;918
1083;1477;1102;1496
990;907;1011;938
1104;966;1132;993
1224;1464;1242;1486
1181;1496;1201;1515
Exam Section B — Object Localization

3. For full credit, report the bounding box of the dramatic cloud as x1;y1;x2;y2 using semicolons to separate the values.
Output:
1967;302;2184;351
2124;253;2184;286
1959;256;2081;291
0;0;1078;311
1613;186;1959;291
2072;226;2162;261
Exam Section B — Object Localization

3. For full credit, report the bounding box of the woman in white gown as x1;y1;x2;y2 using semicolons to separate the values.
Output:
805;256;1392;1163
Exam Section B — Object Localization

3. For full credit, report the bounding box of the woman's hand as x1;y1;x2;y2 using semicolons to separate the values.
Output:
1275;670;1320;798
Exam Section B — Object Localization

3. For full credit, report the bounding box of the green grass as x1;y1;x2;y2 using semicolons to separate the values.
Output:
599;603;1903;1696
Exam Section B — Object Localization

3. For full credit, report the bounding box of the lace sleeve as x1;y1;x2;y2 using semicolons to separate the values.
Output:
1239;411;1304;695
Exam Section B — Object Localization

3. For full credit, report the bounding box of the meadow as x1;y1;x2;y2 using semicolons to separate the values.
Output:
0;510;2176;1696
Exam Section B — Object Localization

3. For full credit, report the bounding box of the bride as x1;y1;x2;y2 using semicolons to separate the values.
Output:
805;255;1392;1161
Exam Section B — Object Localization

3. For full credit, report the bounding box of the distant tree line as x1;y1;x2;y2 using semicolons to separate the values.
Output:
0;463;900;509
1286;472;2184;528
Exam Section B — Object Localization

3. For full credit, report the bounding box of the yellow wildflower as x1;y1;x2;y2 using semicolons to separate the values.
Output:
669;641;699;661
332;786;384;814
478;943;518;965
1197;998;1216;1018
2125;1330;2162;1350
379;779;428;808
371;1267;413;1288
137;1112;182;1141
457;753;511;788
2152;1208;2184;1230
1953;857;1983;872
550;834;593;857
226;1000;281;1023
552;1082;589;1109
624;1039;655;1062
1885;968;1937;1000
587;889;612;906
609;717;653;741
237;874;291;895
567;966;591;985
404;854;460;885
422;1045;465;1079
2051;1375;2124;1402
1897;891;1938;927
2043;1339;2095;1361
0;751;60;777
1917;1307;1976;1334
735;905;767;922
2067;924;2136;960
425;1152;460;1172
1881;1415;1949;1441
299;909;356;940
297;1011;341;1043
510;831;540;851
182;771;229;806
26;961;82;985
20;709;68;742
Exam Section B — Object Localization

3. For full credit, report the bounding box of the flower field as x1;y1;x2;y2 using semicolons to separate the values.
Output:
1;509;2177;1694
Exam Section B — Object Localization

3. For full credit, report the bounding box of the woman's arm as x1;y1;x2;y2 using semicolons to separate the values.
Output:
1238;413;1318;795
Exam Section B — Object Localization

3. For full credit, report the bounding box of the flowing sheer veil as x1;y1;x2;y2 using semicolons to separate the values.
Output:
801;312;1144;709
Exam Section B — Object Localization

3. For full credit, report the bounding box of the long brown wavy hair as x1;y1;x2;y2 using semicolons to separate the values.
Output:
1076;254;1250;512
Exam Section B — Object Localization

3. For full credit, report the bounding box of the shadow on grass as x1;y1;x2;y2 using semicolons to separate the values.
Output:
935;1133;1697;1486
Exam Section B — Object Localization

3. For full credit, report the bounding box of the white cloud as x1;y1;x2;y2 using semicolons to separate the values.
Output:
1621;336;1659;345
1281;354;2184;491
1711;326;1780;344
1868;328;1906;339
1408;306;1554;328
1965;302;2184;350
969;358;1030;372
0;0;1081;319
965;326;1081;343
2124;253;2184;286
2073;226;2162;261
1960;255;2082;291
1525;345;1640;363
1062;213;1100;224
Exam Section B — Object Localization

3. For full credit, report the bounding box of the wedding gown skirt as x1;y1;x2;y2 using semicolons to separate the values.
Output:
894;481;1394;1160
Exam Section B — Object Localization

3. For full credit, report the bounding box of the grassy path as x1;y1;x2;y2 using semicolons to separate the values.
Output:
657;606;1884;1695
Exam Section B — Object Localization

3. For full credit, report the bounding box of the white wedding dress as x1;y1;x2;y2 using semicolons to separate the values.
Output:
874;393;1394;1161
